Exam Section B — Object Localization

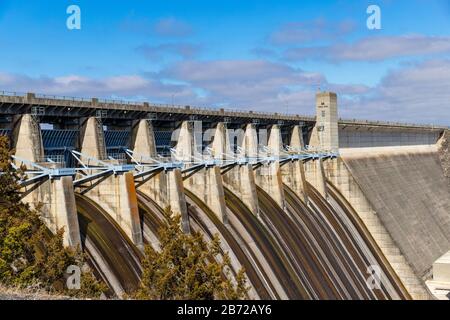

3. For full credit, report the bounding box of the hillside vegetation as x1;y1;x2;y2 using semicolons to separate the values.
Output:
0;136;106;299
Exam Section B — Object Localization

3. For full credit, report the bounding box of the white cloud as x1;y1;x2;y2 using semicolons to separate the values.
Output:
136;43;201;61
284;35;450;62
120;16;193;38
340;59;450;125
269;18;355;45
0;72;197;102
153;17;193;37
0;58;449;125
162;59;325;111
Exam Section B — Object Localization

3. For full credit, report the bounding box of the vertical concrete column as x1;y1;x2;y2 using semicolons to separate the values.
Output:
214;123;260;215
221;123;260;215
132;119;190;233
78;117;145;245
184;122;228;224
30;175;82;249
167;169;190;233
12;114;44;163
52;176;82;248
281;125;309;203
132;119;157;157
132;118;167;209
223;164;260;216
256;125;286;209
290;125;305;150
242;123;258;158
190;165;228;224
211;122;231;160
80;117;107;160
258;161;286;208
267;125;283;157
11;115;81;248
281;160;309;204
119;172;144;248
85;172;144;248
304;159;327;197
175;121;202;162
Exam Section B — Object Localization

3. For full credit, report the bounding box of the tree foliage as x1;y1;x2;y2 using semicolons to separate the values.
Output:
0;136;106;298
135;212;249;300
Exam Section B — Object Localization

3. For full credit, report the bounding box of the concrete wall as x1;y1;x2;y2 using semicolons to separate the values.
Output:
339;125;441;149
323;156;431;299
338;145;450;278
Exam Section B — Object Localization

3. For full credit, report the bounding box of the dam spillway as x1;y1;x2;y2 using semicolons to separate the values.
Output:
1;90;449;300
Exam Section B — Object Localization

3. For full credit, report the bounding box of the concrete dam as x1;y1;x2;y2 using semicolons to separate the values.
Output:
0;91;448;300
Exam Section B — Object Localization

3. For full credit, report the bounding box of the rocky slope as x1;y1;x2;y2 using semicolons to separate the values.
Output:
438;130;450;187
0;286;70;300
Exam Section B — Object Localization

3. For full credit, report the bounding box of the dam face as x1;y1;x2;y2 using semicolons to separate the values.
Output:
0;91;449;300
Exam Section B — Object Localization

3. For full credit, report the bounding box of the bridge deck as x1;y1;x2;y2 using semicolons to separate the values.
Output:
0;91;448;131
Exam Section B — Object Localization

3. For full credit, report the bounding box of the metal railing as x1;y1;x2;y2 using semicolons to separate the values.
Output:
0;90;447;129
338;117;449;130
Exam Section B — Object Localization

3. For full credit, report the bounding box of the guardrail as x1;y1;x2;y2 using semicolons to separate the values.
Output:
338;118;449;130
0;91;447;129
0;91;314;120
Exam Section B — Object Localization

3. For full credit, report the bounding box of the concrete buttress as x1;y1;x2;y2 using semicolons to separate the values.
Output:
280;125;309;203
80;117;143;247
178;121;228;224
131;119;190;233
255;125;286;209
12;114;81;248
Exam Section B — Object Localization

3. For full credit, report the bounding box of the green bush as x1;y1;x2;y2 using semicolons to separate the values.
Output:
0;136;106;298
135;211;249;300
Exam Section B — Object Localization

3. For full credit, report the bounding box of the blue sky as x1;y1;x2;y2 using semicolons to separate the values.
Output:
0;0;450;124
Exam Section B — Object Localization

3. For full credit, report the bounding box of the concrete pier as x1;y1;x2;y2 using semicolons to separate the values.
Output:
255;125;286;208
46;176;82;248
80;118;143;247
304;159;327;197
178;121;228;224
131;119;157;157
223;163;260;215
12;114;44;163
167;169;191;233
241;123;258;158
281;126;308;203
80;117;107;160
131;119;190;233
11;114;81;248
82;172;143;248
221;123;260;215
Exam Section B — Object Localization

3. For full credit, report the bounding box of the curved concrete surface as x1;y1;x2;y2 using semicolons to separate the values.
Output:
341;145;450;278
